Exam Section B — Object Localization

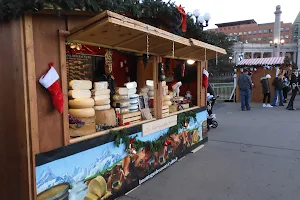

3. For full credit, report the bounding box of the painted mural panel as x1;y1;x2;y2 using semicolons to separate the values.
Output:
36;111;207;200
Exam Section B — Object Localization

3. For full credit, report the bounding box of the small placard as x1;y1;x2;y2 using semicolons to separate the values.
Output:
142;115;177;136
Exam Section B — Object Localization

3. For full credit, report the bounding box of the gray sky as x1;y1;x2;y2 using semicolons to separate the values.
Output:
171;0;299;29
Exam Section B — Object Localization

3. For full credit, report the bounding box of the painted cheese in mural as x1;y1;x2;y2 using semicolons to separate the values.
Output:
36;110;207;200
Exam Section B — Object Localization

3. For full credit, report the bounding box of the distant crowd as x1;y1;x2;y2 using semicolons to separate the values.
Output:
238;69;299;111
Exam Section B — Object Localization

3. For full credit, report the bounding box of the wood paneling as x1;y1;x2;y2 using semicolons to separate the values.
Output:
32;15;66;152
0;17;33;200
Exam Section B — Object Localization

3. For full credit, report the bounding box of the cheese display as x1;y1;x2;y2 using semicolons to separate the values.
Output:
91;89;110;96
115;87;128;95
94;105;111;111
148;90;154;97
69;90;92;99
163;95;171;101
95;109;117;126
113;101;130;108
69;123;96;137
69;108;95;118
93;81;108;90
163;101;172;106
129;105;139;112
113;94;129;101
69;98;95;109
129;98;139;105
124;82;139;112
69;80;92;90
92;84;111;113
128;88;137;95
120;108;130;114
94;98;110;106
124;81;137;89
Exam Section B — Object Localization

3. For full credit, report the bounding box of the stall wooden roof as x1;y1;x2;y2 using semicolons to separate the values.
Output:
68;10;226;61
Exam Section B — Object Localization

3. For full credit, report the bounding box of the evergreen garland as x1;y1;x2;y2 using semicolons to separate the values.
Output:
110;110;197;153
0;0;233;53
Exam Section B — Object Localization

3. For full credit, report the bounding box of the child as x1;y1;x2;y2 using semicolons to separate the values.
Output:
260;74;273;107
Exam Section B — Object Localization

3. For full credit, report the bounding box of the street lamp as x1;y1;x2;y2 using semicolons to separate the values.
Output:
270;39;284;47
193;9;211;29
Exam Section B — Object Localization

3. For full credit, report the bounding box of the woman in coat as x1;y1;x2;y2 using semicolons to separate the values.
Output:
286;73;298;110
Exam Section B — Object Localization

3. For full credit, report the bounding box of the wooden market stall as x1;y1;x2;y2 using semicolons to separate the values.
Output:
0;10;225;200
236;57;286;103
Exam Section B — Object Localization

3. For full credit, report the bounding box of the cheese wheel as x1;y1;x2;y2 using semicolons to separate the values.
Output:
129;94;139;99
140;87;149;94
124;81;137;89
128;88;137;95
113;94;128;101
69;98;95;109
147;85;154;91
91;89;110;96
115;87;128;95
163;101;172;106
148;91;154;97
113;101;130;108
95;98;110;106
94;105;111;111
95;109;116;126
69;123;96;137
162;81;166;87
163;95;171;101
69;108;95;118
94;82;108;90
120;108;130;114
69;90;91;99
69;80;92;90
94;95;110;101
88;176;107;198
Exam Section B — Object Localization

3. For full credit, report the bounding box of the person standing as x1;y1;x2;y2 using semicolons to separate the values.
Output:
260;74;273;108
238;69;252;111
286;73;298;110
282;73;290;103
271;73;284;106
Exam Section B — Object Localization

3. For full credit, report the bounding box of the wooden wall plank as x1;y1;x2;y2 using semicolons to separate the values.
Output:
197;61;201;106
58;30;70;146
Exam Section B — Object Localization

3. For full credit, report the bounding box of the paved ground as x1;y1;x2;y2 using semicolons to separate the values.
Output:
118;100;300;200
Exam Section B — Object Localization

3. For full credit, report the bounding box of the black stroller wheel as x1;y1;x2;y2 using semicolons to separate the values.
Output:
211;120;218;128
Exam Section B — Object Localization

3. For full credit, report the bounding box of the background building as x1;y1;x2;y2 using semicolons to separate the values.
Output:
293;11;300;43
209;19;293;44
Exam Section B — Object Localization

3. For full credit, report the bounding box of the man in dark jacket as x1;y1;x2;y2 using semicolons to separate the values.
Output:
238;69;252;111
271;73;284;106
260;74;273;107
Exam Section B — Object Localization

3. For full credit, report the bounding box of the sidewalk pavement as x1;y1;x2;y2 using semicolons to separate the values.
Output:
118;100;300;200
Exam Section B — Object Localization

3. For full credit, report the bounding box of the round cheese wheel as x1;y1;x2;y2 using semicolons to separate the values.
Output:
113;94;129;101
68;90;92;99
95;109;116;126
148;91;154;97
115;87;128;95
129;94;139;99
95;98;110;106
147;86;154;91
140;87;149;93
163;101;172;106
94;95;110;101
124;81;137;89
69;108;95;118
113;101;130;108
69;80;92;90
120;108;130;114
94;105;111;111
91;89;110;96
69;98;95;109
94;82;108;90
128;88;137;95
163;95;171;101
129;98;139;105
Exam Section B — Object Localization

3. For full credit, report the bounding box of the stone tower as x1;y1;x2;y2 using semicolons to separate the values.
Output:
273;5;282;57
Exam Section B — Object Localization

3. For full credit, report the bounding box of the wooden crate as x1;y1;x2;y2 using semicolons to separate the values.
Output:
150;106;169;117
120;111;141;124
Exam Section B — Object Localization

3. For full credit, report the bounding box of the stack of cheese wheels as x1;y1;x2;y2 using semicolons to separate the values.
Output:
68;80;96;136
125;82;139;113
92;82;111;111
113;87;130;114
93;82;117;126
162;82;172;107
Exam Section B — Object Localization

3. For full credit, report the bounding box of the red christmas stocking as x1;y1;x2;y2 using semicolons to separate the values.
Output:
202;69;209;88
39;63;64;114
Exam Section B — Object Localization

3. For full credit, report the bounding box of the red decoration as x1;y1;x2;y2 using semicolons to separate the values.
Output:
176;5;187;32
164;138;173;146
39;63;64;114
202;69;209;88
181;63;186;77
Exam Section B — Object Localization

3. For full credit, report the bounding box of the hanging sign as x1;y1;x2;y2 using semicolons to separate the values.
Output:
142;115;177;136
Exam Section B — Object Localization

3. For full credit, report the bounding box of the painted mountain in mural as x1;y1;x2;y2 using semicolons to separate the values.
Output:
36;147;125;194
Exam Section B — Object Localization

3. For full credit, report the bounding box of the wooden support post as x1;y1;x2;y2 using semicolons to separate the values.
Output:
153;56;163;119
197;61;201;106
59;30;70;146
200;60;207;106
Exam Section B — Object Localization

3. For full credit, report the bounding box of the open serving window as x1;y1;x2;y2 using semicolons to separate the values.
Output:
64;10;226;143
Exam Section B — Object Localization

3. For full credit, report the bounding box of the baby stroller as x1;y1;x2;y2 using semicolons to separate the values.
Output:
207;94;218;131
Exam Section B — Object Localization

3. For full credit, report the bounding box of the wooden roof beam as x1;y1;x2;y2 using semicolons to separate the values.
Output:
112;33;146;47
